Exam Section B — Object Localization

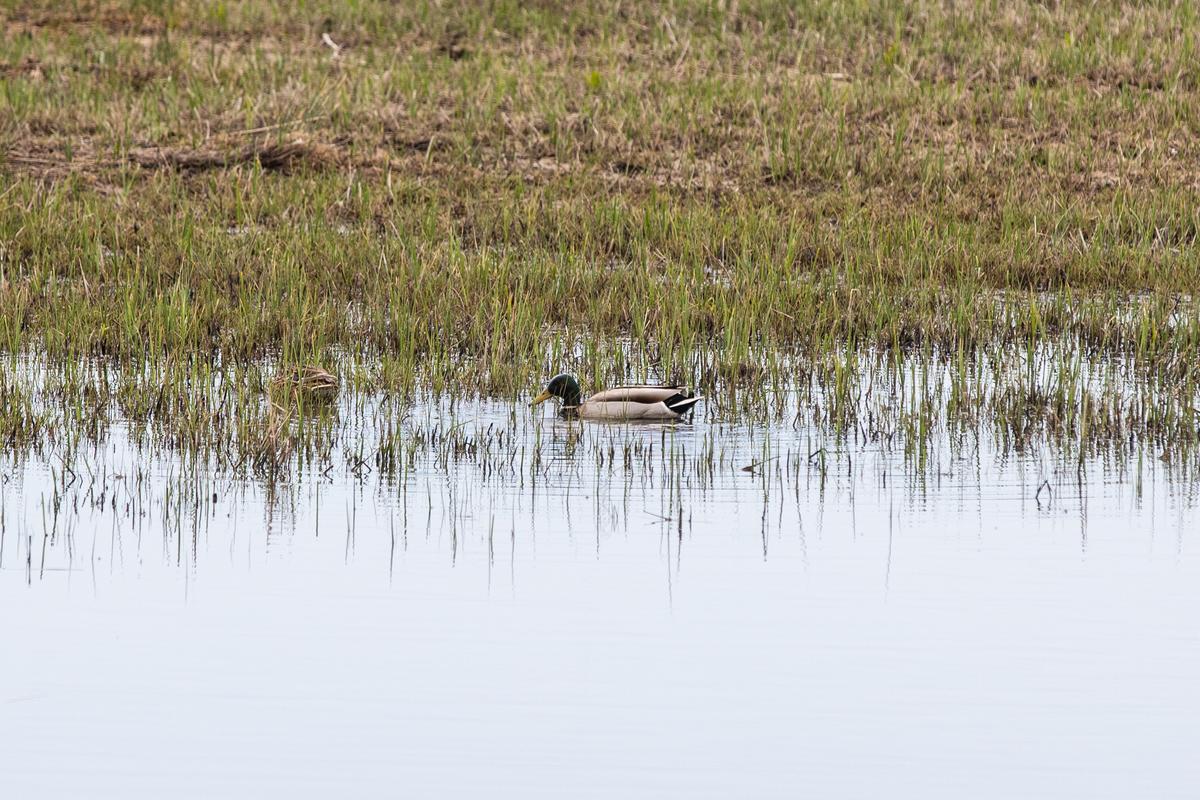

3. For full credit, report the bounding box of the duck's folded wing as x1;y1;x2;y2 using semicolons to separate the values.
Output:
587;386;685;404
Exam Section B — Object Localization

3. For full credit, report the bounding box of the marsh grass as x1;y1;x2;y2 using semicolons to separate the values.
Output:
7;354;1199;585
2;340;1197;487
3;1;1200;457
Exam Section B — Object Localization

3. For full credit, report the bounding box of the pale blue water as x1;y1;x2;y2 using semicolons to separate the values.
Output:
2;396;1198;799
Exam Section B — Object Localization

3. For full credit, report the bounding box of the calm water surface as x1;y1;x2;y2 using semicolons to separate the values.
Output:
2;395;1198;799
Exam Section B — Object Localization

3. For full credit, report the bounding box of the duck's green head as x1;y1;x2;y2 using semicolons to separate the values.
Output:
531;374;582;408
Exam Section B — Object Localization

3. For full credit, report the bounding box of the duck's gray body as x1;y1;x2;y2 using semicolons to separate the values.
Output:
572;385;701;421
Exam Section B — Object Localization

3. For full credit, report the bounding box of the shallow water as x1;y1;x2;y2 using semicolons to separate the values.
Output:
2;392;1199;799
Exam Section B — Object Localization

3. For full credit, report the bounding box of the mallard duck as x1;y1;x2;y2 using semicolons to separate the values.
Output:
531;374;702;421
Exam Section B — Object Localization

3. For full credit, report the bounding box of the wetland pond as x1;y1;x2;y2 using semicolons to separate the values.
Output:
2;353;1199;799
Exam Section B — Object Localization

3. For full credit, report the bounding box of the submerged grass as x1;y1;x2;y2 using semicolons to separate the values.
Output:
3;1;1200;456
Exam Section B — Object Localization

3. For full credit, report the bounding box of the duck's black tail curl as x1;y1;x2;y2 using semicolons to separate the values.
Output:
664;393;702;415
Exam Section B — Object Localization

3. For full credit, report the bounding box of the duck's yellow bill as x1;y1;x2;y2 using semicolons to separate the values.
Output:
530;390;553;407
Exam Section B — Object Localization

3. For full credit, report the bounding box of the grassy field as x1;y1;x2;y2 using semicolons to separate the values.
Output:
3;1;1200;458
